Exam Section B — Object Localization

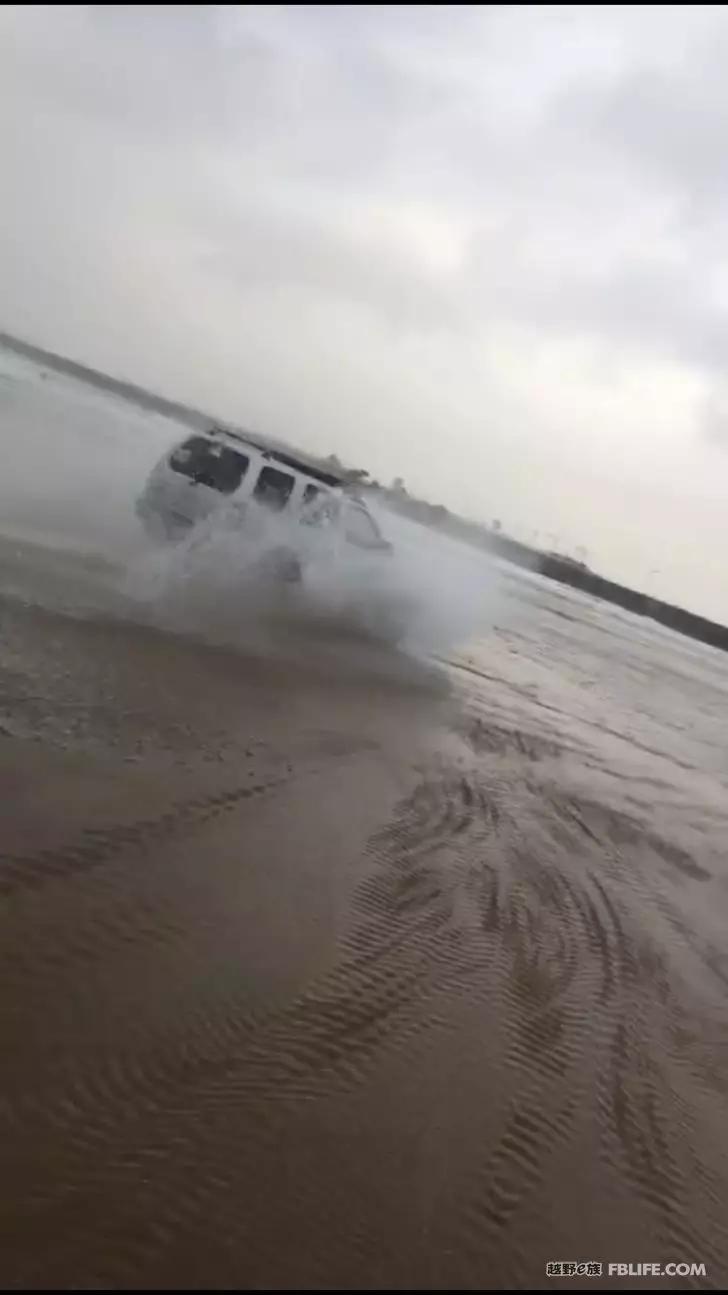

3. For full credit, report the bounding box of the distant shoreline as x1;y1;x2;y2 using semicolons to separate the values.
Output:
2;327;727;655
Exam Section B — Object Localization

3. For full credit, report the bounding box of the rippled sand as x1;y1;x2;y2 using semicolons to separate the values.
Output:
1;553;728;1289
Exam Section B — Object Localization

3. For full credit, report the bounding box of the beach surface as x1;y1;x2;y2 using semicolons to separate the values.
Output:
1;347;727;1288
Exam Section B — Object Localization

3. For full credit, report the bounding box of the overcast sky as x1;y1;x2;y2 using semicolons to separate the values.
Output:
3;5;728;616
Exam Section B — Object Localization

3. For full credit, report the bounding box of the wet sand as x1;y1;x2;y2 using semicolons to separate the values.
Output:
2;556;728;1290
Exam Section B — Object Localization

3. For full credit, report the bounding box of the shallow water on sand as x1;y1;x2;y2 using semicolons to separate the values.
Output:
2;556;727;1289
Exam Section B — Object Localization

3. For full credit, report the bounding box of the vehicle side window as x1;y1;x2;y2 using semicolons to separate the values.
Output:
344;505;382;546
301;495;340;528
303;483;321;505
253;465;295;511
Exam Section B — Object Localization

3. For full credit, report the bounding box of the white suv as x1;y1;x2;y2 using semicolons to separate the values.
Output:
136;427;391;581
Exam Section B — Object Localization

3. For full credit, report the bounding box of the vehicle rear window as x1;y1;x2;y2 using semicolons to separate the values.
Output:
253;465;295;511
169;436;249;495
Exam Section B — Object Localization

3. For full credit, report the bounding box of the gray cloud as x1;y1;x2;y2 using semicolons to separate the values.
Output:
199;202;452;331
6;6;724;366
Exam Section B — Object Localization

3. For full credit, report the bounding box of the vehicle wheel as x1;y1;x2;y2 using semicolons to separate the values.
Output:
263;547;302;583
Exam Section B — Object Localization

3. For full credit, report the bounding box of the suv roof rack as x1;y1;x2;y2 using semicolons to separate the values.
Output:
207;425;343;488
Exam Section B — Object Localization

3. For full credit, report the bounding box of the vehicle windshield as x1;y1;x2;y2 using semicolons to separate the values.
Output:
169;436;249;494
344;504;384;547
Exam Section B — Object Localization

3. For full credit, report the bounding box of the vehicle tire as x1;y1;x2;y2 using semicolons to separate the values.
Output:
263;547;302;583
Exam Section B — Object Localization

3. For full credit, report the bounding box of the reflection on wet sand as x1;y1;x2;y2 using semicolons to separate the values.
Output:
1;562;728;1290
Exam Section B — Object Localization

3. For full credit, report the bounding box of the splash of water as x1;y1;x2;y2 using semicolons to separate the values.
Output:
124;497;505;660
0;344;507;662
